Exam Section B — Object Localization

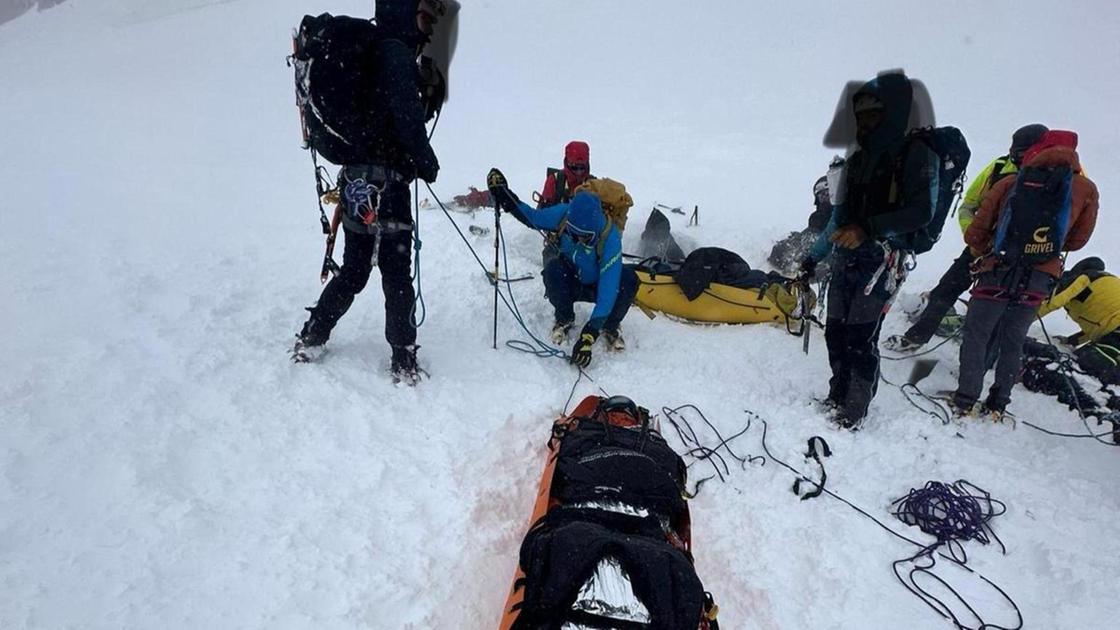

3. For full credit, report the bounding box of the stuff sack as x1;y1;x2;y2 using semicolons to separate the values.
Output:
575;177;634;231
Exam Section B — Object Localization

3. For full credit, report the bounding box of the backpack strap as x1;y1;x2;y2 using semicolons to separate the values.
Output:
543;167;567;205
596;222;614;257
554;170;569;203
986;156;1013;191
888;133;930;206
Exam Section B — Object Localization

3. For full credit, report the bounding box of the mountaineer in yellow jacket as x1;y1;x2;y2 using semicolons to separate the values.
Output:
884;124;1048;352
1039;256;1120;385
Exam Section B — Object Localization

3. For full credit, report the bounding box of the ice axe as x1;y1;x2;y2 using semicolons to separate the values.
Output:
794;279;814;354
320;200;343;284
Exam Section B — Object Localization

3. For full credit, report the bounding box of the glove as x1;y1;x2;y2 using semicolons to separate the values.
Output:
570;324;599;368
487;168;521;213
829;224;867;249
417;152;439;184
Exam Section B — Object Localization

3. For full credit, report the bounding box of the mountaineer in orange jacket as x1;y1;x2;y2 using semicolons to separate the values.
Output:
951;130;1099;419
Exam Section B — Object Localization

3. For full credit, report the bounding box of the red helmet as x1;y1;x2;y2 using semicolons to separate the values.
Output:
563;140;590;184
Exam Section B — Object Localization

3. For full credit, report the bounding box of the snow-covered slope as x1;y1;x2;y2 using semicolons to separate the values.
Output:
2;1;1118;628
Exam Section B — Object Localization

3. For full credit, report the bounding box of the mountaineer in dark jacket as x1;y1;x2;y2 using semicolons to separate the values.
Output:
802;72;940;429
292;0;448;385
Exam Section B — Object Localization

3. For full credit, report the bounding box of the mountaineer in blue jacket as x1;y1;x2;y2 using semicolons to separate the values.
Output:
487;168;639;367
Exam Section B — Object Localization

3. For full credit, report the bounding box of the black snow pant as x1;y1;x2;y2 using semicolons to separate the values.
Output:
300;178;416;349
824;252;895;421
543;257;639;333
1074;331;1120;387
904;246;973;344
1021;340;1106;416
955;267;1053;410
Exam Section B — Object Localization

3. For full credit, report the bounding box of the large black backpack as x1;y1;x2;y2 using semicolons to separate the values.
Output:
552;409;689;523
903;126;971;254
992;164;1074;265
291;14;384;166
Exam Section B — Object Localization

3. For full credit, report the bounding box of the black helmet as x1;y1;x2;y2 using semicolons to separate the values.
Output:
1009;124;1048;165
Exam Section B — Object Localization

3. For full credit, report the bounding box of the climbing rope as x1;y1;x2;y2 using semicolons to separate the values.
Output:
421;183;610;414
661;405;762;496
750;412;1022;630
410;178;427;328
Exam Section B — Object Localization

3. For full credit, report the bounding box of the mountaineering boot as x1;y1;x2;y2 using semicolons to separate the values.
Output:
883;334;924;353
390;345;425;386
980;394;1015;425
832;410;863;431
550;320;574;345
288;316;327;360
292;317;328;363
602;327;626;352
980;406;1015;425
947;394;977;419
815;396;841;417
291;334;326;363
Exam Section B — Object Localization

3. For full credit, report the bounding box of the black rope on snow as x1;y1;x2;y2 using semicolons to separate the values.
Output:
422;184;612;416
881;328;962;362
423;182;568;360
879;372;953;426
750;412;1023;630
564;367;609;417
661;404;762;497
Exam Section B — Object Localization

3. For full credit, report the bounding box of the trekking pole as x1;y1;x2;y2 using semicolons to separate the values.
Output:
492;201;501;350
799;281;812;355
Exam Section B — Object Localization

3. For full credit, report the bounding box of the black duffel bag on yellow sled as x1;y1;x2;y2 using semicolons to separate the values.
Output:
633;247;815;328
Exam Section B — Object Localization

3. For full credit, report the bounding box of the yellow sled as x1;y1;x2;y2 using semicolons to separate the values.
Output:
634;269;813;326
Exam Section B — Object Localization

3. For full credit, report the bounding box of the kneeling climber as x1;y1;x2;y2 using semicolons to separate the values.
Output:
487;168;638;368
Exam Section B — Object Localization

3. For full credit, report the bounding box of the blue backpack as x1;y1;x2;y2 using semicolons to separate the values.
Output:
992;165;1074;265
903;126;971;254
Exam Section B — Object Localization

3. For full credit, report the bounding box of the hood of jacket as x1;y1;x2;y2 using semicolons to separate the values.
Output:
853;72;913;154
376;0;424;49
566;191;607;234
1023;130;1082;172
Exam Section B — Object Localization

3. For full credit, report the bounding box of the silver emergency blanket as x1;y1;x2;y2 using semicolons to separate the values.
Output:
563;556;651;627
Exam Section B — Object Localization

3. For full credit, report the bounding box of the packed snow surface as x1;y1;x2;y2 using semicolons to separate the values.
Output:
2;1;1118;628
